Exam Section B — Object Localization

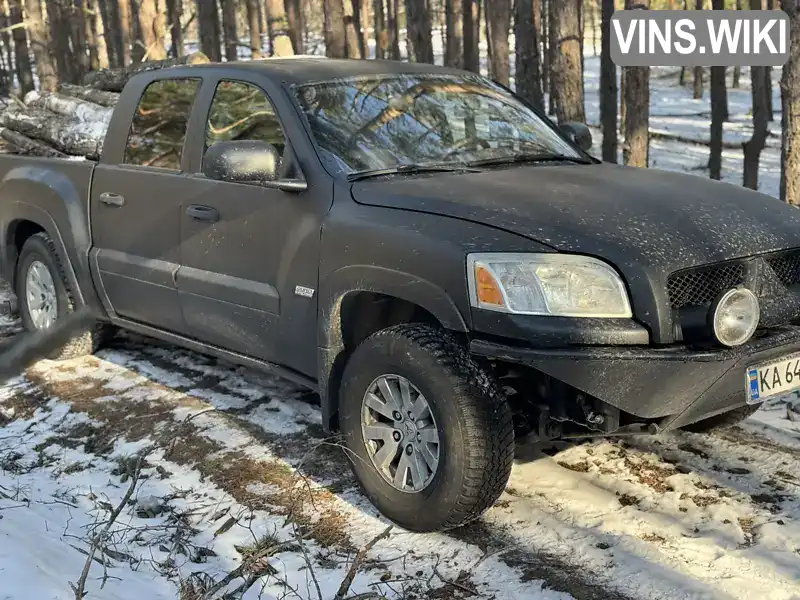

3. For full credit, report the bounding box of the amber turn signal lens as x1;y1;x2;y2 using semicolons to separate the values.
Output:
475;265;505;307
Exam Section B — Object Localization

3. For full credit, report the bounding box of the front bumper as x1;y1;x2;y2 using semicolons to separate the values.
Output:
470;325;800;430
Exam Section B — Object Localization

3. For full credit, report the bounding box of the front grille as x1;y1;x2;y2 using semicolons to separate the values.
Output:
667;263;746;308
766;250;800;287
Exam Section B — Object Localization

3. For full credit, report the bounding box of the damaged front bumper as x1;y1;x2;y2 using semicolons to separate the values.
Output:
469;325;800;431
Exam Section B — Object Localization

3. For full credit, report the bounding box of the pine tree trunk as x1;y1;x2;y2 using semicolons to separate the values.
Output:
709;0;727;179
445;0;463;67
780;0;800;204
24;0;57;91
623;65;649;167
550;0;584;123
374;0;386;59
743;0;769;189
463;0;478;71
86;0;109;69
118;0;134;65
622;1;648;167
548;0;557;114
743;67;768;189
486;0;510;86
220;0;238;60
8;0;33;95
198;0;222;62
515;0;543;111
46;1;76;84
246;0;263;58
344;0;362;57
286;0;304;53
166;0;184;57
0;7;10;95
71;0;91;78
388;0;401;59
324;0;348;57
542;0;549;104
765;0;775;121
85;0;100;71
266;0;295;56
98;0;120;67
709;65;725;179
406;0;433;63
733;0;742;87
600;0;617;162
352;0;366;57
693;66;703;98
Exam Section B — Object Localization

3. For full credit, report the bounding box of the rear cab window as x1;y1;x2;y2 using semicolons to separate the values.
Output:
123;78;201;170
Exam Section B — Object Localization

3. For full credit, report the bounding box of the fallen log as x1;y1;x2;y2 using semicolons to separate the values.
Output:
26;91;113;124
82;52;210;92
58;84;120;108
0;128;67;158
0;106;103;158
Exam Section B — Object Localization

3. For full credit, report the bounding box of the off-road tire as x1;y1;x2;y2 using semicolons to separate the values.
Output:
339;324;515;532
16;232;107;360
682;403;762;433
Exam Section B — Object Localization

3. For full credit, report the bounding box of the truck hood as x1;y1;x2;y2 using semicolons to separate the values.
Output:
350;162;800;275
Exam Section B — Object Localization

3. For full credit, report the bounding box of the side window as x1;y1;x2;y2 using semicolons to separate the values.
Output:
123;78;201;170
205;80;286;157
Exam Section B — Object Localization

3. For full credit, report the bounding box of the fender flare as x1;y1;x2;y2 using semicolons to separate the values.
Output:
316;265;469;431
0;166;103;315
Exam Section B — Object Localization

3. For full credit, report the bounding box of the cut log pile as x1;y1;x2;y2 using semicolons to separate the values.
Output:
0;52;209;160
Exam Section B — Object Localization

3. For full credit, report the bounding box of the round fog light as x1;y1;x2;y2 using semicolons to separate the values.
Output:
711;288;760;347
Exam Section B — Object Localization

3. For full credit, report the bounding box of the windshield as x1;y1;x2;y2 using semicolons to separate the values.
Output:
294;73;582;176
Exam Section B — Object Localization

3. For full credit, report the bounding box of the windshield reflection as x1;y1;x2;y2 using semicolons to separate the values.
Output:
294;73;580;176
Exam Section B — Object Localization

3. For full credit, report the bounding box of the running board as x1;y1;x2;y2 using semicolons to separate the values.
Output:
109;316;319;393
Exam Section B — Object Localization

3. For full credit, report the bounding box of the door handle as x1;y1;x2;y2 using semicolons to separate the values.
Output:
186;204;219;223
99;192;125;207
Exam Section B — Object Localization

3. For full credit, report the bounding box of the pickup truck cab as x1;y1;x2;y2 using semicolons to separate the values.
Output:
3;58;800;533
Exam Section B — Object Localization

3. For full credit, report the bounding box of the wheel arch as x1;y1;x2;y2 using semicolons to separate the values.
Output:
317;265;470;432
0;165;106;317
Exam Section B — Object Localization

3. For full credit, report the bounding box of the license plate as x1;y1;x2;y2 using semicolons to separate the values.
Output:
746;354;800;403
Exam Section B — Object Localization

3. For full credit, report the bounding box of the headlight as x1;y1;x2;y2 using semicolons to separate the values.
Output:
710;288;759;347
467;253;632;318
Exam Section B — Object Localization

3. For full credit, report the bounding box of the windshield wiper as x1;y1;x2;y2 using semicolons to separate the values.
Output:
467;153;592;168
347;163;482;182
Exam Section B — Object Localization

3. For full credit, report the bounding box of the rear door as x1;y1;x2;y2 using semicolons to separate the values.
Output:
89;77;201;333
175;77;323;368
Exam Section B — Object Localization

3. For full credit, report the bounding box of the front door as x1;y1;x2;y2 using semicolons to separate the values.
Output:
176;78;322;368
90;77;202;333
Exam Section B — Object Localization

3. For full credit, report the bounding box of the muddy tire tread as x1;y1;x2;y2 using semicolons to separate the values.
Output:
356;323;514;530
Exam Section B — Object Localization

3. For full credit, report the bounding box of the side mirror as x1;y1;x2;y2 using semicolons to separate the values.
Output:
202;140;280;183
559;122;593;152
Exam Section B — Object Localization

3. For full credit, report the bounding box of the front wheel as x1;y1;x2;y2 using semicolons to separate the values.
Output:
339;324;514;532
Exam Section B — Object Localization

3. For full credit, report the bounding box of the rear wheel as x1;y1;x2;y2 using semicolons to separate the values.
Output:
16;232;107;360
339;324;514;532
682;403;762;433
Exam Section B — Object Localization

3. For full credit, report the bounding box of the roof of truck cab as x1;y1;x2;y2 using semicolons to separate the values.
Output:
163;57;474;86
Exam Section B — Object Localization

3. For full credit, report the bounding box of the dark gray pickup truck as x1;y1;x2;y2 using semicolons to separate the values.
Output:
3;57;800;532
